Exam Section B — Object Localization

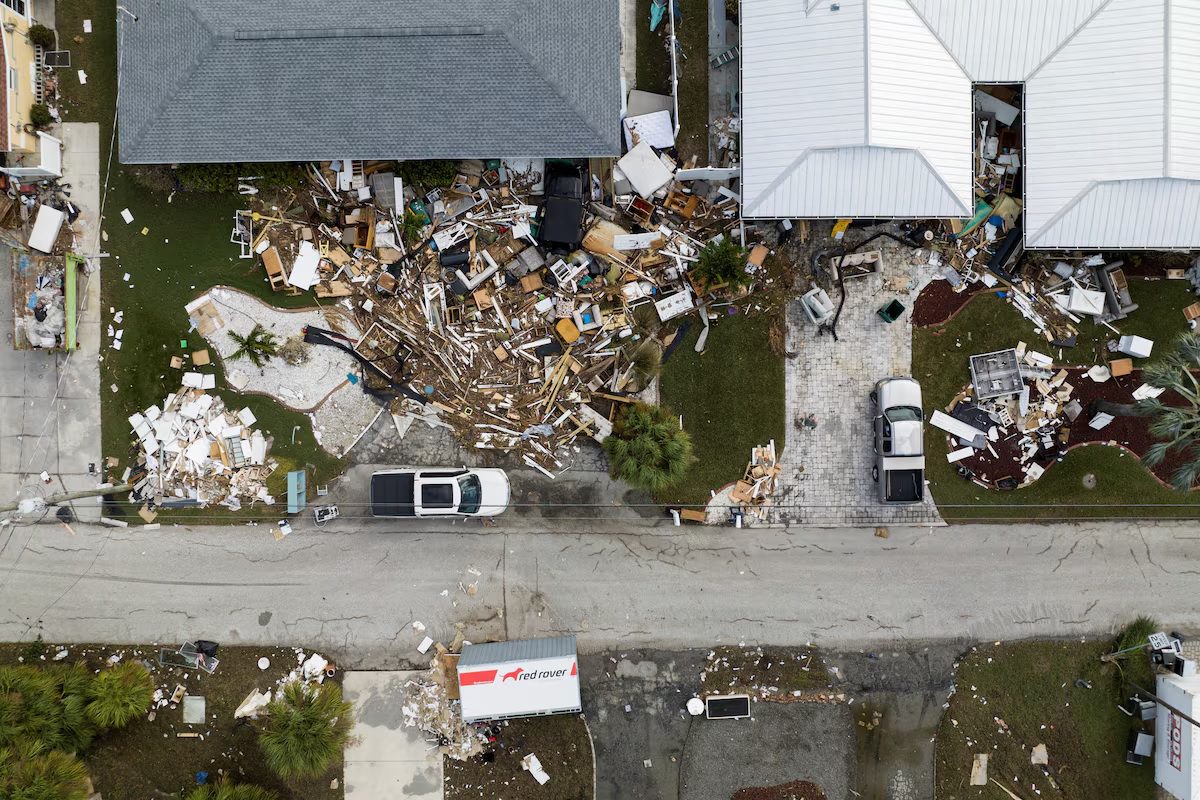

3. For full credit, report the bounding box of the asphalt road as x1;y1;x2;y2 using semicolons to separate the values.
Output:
0;519;1197;667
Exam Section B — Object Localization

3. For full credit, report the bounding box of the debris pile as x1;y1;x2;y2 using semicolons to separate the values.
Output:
233;154;751;474
938;345;1073;489
126;381;276;511
729;440;781;523
402;649;481;760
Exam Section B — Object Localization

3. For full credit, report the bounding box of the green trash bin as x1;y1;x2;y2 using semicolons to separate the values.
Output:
878;299;906;323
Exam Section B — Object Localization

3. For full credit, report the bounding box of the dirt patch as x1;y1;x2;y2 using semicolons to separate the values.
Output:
0;642;342;800
912;279;986;328
732;780;828;800
443;714;593;800
701;646;831;701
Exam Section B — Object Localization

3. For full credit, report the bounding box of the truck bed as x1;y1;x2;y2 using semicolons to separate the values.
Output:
885;469;925;503
371;472;416;517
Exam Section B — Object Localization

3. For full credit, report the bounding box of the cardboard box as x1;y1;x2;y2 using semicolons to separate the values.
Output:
1109;358;1134;377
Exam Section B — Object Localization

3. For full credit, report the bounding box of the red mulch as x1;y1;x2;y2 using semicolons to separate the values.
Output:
732;780;828;800
947;369;1189;489
912;280;987;327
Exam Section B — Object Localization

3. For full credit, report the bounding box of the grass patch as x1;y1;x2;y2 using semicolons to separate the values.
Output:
935;640;1154;800
443;715;592;800
58;0;344;522
702;646;830;699
0;643;341;800
913;289;1200;521
658;314;785;506
1064;278;1197;366
634;0;710;164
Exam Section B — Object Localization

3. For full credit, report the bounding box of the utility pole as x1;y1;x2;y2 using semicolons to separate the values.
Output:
0;483;132;515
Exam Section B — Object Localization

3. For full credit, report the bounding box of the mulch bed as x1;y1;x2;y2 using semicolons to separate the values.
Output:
946;369;1189;489
732;780;828;800
912;280;987;327
443;715;592;800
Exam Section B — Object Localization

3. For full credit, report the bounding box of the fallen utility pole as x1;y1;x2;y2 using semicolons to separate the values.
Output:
0;483;133;514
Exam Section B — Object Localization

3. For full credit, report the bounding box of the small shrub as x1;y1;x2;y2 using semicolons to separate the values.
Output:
1108;616;1158;689
396;159;458;189
28;104;53;129
693;237;750;289
277;337;310;366
185;779;280;800
27;24;56;49
86;662;154;729
259;681;353;782
18;636;47;662
0;741;91;800
604;403;694;492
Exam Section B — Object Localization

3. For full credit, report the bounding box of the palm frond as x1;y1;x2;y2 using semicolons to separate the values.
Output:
1169;458;1200;492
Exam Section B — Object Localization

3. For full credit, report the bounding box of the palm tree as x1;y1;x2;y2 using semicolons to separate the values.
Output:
1118;331;1200;490
604;403;694;492
258;681;352;782
227;324;280;368
185;779;280;800
693;237;750;290
86;662;155;729
0;740;92;800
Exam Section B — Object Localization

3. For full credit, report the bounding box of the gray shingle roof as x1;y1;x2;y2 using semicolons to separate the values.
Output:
458;635;577;668
117;1;621;164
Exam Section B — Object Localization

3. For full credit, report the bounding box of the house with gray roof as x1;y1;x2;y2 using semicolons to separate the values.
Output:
117;0;622;164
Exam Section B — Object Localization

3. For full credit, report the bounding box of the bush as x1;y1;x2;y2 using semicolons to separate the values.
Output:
1108;615;1158;689
0;664;98;753
185;779;280;800
28;104;53;130
259;682;352;782
693;236;750;289
27;24;55;49
603;403;694;492
0;741;91;800
396;159;459;190
86;662;154;729
176;162;305;194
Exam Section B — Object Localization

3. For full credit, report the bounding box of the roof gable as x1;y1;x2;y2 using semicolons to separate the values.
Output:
741;0;972;219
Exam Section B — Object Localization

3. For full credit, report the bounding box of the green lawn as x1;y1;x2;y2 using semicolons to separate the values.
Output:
58;0;344;522
1067;278;1197;366
935;640;1154;800
658;314;785;506
913;287;1200;521
635;0;710;164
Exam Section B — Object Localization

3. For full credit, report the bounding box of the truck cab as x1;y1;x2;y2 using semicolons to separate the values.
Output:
871;377;926;504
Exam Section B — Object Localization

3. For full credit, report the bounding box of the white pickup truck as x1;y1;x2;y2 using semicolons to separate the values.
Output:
370;468;511;518
870;377;926;504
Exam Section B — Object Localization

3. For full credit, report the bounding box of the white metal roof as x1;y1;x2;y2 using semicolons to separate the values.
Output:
742;0;1200;248
1024;0;1200;248
906;0;1108;82
740;0;973;219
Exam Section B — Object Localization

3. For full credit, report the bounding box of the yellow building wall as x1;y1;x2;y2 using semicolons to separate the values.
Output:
1;4;39;154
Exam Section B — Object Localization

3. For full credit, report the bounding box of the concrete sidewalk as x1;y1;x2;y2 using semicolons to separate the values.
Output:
0;123;102;520
343;671;443;799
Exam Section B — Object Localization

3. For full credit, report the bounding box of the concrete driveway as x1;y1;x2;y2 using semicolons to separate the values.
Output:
776;231;943;527
343;671;442;799
0;122;103;521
